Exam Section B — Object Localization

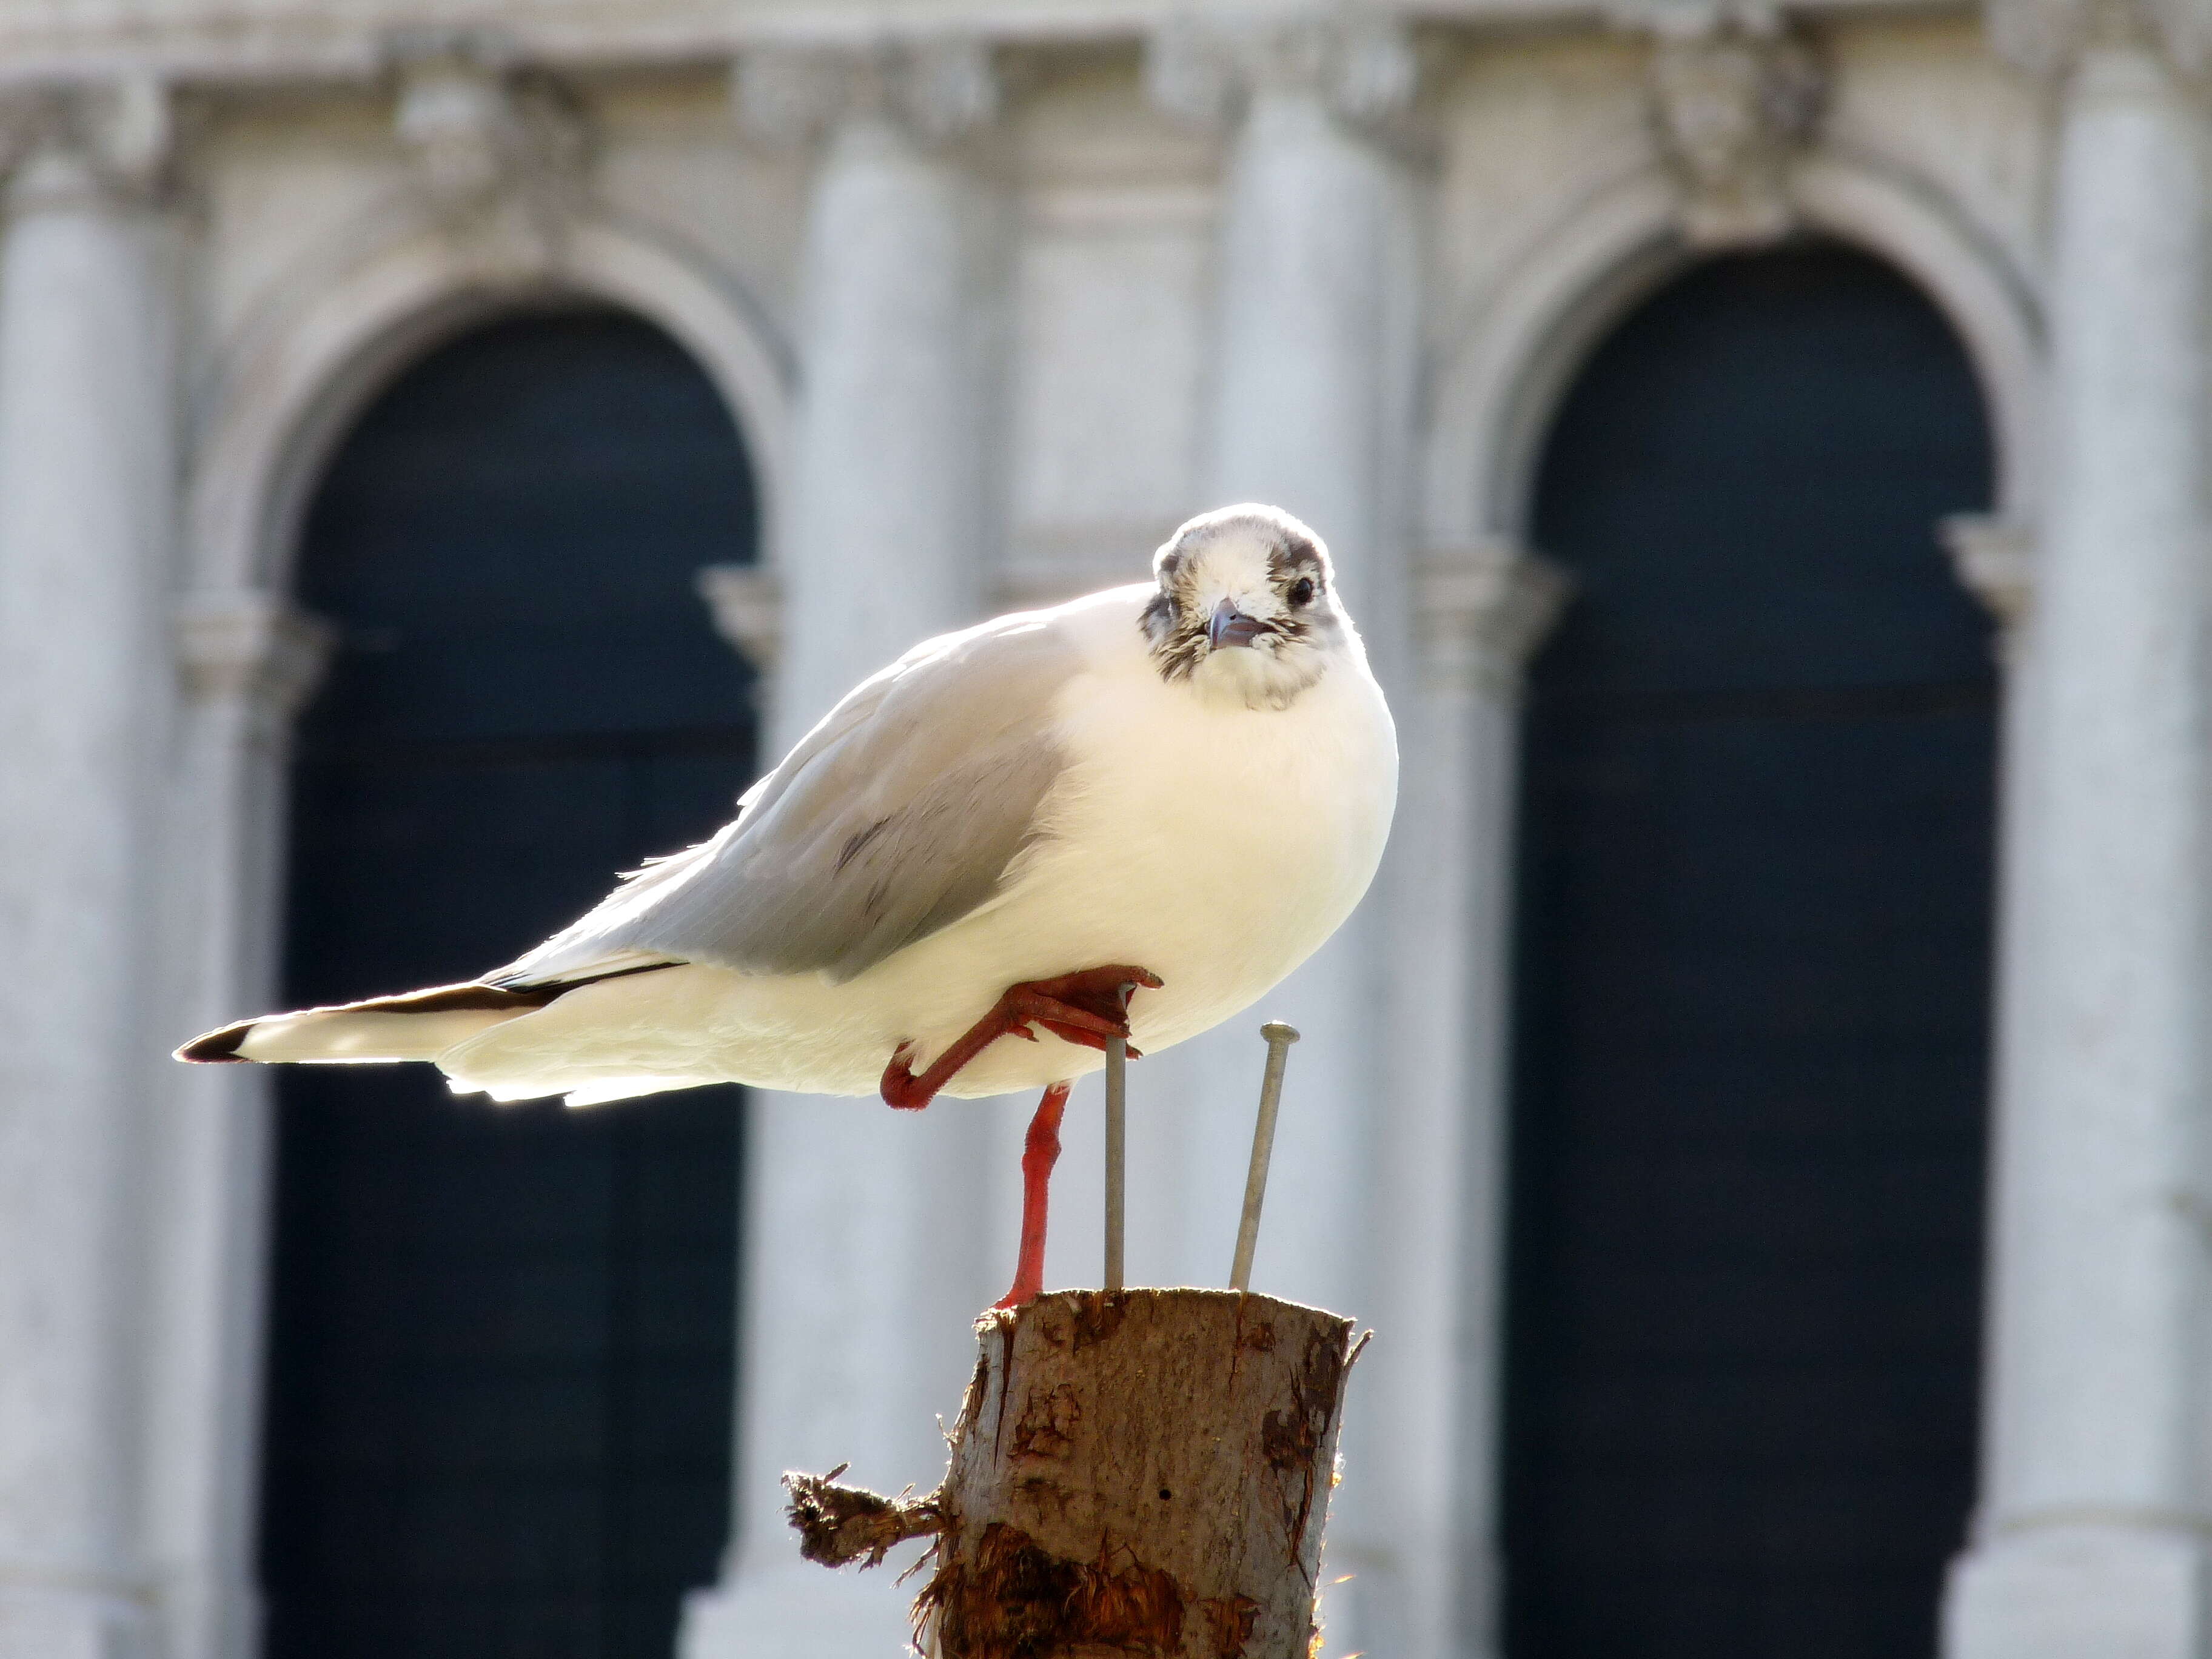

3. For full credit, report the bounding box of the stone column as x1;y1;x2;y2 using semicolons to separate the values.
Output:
0;82;178;1659
683;41;1006;1659
1385;544;1567;1659
1943;7;2212;1654
1148;18;1421;1654
145;595;328;1659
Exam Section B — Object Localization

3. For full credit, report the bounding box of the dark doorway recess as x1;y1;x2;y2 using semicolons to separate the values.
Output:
1499;244;1996;1659
261;308;757;1659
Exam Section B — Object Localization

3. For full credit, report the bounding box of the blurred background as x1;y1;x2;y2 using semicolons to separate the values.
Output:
0;2;2193;1659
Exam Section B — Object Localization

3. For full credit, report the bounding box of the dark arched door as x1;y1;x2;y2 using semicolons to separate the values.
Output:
260;309;757;1658
1500;245;1996;1658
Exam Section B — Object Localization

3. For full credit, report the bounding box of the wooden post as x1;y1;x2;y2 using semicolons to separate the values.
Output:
785;1288;1366;1658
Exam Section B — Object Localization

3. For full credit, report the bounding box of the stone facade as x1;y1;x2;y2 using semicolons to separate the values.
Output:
0;0;2197;1655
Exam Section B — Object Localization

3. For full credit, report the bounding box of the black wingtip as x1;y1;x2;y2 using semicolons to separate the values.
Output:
175;1021;255;1064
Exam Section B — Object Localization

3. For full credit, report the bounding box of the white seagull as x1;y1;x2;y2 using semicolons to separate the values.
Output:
180;503;1398;1307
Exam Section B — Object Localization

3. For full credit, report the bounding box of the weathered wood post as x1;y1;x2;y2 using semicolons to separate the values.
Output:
787;1287;1364;1658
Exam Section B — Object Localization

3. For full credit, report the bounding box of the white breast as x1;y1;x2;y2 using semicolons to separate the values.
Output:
864;591;1398;1094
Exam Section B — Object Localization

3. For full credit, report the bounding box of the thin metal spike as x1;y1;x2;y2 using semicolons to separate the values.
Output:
1104;1034;1127;1293
1230;1022;1299;1292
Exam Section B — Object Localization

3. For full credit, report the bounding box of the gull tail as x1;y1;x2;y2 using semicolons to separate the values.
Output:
176;980;567;1066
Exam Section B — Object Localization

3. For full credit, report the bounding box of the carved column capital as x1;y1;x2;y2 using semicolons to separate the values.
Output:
1643;24;1827;247
1416;540;1574;694
1145;11;1418;135
1941;514;2037;646
696;562;781;723
1987;0;2210;81
695;563;783;674
0;76;176;212
175;590;334;737
732;39;999;149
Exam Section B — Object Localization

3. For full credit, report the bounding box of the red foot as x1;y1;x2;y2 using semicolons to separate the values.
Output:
878;965;1162;1111
993;1081;1071;1309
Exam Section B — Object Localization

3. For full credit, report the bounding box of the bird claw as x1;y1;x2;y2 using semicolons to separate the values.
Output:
877;964;1161;1112
1033;1018;1144;1059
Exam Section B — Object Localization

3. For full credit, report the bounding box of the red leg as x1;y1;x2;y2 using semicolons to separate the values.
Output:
879;965;1162;1110
994;1081;1072;1309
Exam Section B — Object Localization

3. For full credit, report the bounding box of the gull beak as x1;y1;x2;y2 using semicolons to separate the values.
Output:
1208;598;1268;651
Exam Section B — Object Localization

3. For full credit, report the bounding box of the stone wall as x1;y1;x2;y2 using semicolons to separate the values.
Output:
8;4;2197;1658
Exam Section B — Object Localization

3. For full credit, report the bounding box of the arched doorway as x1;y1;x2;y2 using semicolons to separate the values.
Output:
1499;244;1996;1657
258;307;757;1658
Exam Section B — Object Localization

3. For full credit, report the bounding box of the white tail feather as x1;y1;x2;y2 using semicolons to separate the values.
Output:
235;1005;531;1064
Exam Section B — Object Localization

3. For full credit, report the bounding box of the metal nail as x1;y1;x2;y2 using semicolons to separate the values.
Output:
1104;1034;1127;1293
1230;1021;1299;1292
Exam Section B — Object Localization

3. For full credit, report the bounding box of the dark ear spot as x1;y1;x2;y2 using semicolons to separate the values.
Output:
1154;545;1185;584
1268;534;1325;586
1140;588;1176;640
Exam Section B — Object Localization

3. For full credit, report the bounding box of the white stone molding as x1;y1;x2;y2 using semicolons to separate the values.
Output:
175;588;335;728
0;0;1992;83
389;32;587;228
1145;10;1419;135
1941;513;2037;629
732;38;999;149
1988;0;2212;81
1424;167;1693;545
1425;151;2045;554
187;211;793;596
694;562;781;672
1416;538;1575;693
1790;154;2044;518
1646;25;1828;246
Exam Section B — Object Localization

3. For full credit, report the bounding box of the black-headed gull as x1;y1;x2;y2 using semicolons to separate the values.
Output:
181;503;1398;1307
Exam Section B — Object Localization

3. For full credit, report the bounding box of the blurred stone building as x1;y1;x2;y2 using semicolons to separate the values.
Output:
0;0;2197;1655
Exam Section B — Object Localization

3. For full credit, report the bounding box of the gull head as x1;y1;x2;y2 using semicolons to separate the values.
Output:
1140;504;1357;709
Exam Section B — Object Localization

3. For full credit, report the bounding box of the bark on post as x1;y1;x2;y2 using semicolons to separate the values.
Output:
786;1288;1365;1658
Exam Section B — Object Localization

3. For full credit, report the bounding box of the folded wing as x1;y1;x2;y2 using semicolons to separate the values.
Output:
495;611;1082;988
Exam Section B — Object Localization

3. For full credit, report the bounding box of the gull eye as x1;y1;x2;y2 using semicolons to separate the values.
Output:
1288;577;1315;607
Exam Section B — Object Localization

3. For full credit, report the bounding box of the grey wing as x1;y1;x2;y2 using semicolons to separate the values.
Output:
495;612;1081;987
